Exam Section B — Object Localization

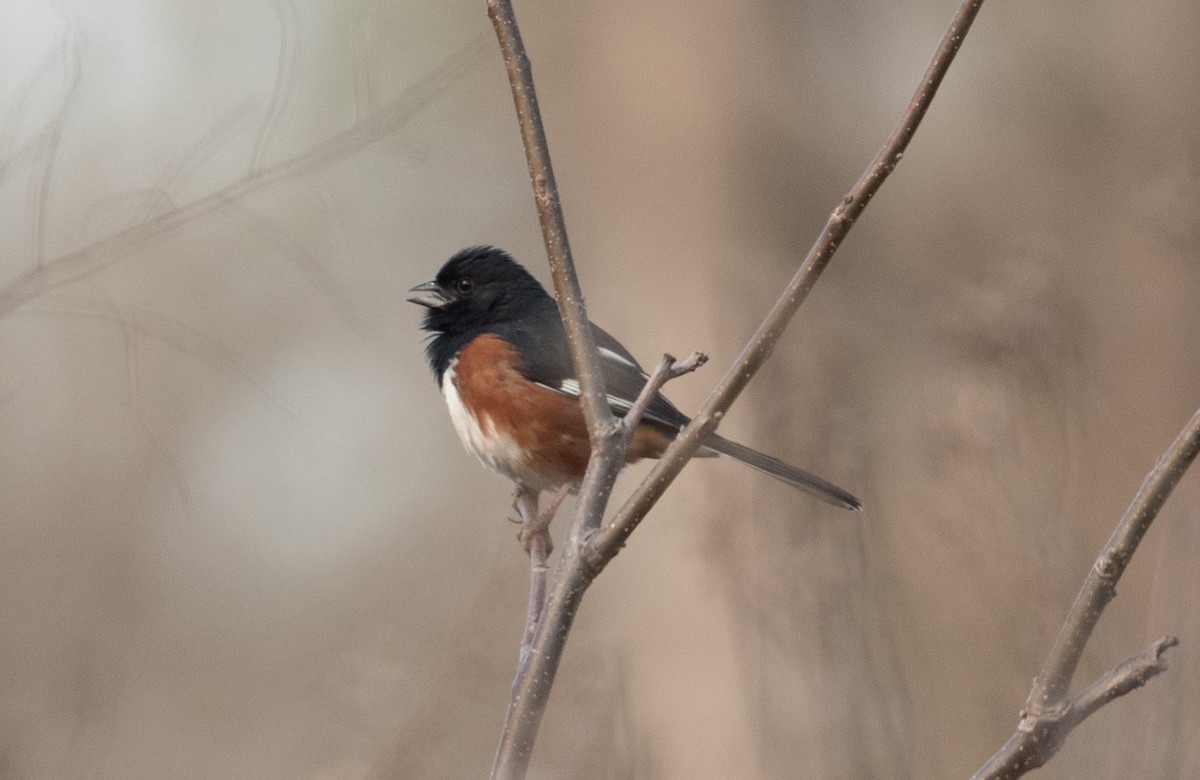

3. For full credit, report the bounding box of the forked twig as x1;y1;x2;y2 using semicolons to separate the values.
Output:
486;1;987;777
512;353;706;666
972;407;1200;779
615;351;708;439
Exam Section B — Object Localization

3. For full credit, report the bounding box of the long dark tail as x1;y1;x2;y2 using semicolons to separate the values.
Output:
704;434;862;510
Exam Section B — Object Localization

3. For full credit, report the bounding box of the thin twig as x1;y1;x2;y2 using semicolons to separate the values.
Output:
485;1;988;777
521;537;548;657
589;0;987;566
1066;635;1178;726
511;488;548;664
972;408;1200;779
492;353;710;779
514;482;571;665
618;352;708;440
1031;406;1200;705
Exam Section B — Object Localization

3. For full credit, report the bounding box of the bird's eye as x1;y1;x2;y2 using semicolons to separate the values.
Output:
455;277;473;295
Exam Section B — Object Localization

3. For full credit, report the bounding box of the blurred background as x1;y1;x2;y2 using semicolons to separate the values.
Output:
1;0;1197;777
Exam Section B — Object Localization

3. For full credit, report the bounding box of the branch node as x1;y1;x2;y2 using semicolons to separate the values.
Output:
579;529;609;580
974;407;1200;779
616;351;708;439
1093;551;1120;581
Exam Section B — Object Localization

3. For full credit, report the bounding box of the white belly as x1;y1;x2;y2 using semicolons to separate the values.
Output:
442;362;551;490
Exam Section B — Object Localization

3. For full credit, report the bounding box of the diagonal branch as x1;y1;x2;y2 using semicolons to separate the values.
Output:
589;0;987;565
972;407;1200;779
1030;406;1200;706
618;351;708;440
1065;635;1178;728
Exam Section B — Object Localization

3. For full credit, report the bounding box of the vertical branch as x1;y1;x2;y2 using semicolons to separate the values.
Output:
484;3;637;777
484;0;612;436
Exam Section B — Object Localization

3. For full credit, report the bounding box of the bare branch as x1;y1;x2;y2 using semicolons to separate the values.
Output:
510;488;547;664
511;482;570;666
1031;406;1200;705
484;1;988;777
485;2;646;772
974;637;1179;780
484;0;611;437
1067;635;1178;726
519;534;549;657
972;407;1200;779
590;0;988;564
617;351;708;440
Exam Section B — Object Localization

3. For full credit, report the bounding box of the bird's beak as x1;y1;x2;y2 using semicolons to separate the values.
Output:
407;279;448;308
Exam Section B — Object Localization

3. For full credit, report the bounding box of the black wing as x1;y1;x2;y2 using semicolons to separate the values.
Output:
492;314;690;431
587;322;690;430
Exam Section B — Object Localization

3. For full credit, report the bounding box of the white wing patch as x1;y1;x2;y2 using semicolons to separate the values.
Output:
606;394;634;412
599;346;638;368
537;376;635;413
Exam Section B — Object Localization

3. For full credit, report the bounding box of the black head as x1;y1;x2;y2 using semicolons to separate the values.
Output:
408;246;553;333
409;246;556;381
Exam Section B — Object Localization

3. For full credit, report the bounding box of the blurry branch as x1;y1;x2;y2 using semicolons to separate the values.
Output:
252;0;300;174
484;0;986;778
0;33;490;321
27;20;84;267
972;407;1200;779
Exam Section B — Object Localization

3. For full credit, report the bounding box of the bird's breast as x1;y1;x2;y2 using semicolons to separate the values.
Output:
442;361;530;480
441;334;592;492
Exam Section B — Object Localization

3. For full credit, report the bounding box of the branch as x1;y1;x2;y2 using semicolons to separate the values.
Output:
972;407;1200;779
484;1;988;777
511;487;550;664
618;351;708;440
589;0;987;564
1066;635;1178;726
974;637;1180;779
490;353;705;779
1031;406;1200;704
485;0;624;569
484;0;611;438
0;34;489;320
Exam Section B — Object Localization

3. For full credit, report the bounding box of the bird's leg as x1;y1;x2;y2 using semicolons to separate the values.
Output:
515;486;554;556
539;482;571;529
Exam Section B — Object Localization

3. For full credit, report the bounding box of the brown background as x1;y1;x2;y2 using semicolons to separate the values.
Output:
1;1;1197;778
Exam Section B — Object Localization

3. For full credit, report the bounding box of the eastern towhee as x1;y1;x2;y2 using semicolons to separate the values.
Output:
409;246;861;511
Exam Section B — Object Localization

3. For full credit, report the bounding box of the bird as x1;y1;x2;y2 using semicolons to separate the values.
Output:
408;245;861;515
